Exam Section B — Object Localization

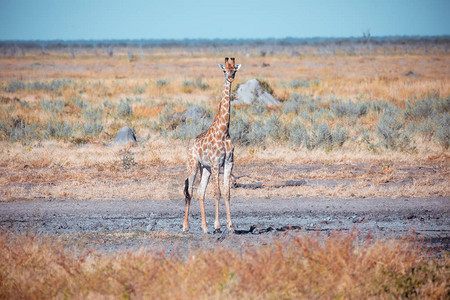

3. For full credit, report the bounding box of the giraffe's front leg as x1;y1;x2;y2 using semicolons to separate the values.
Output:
198;167;211;233
223;149;234;232
211;166;222;232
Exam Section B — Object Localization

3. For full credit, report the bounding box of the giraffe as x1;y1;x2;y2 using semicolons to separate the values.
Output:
183;57;241;234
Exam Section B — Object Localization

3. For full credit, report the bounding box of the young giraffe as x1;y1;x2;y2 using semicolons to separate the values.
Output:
183;57;241;233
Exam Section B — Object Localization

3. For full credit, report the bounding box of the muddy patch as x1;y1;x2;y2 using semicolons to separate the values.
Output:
0;196;448;252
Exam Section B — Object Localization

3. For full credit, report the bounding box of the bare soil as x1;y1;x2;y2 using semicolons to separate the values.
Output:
1;162;448;253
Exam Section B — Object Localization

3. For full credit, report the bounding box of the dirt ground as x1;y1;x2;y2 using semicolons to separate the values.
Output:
0;162;448;253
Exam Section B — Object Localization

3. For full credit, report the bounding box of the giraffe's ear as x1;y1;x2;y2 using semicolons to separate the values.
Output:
218;64;226;71
234;64;241;71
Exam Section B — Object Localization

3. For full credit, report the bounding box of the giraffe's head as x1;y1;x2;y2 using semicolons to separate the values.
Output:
218;57;241;83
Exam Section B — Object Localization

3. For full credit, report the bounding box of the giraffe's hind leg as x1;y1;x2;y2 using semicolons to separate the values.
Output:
210;165;222;232
223;148;234;232
197;167;211;233
183;160;198;232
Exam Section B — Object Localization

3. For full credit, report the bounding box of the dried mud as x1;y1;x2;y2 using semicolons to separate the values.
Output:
0;188;448;254
1;162;449;253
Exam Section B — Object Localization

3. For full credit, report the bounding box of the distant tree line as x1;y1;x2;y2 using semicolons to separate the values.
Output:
0;36;448;57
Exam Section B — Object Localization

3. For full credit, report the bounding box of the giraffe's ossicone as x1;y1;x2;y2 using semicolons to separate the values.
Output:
183;57;241;234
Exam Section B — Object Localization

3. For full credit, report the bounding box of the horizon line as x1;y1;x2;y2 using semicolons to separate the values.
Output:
1;34;449;43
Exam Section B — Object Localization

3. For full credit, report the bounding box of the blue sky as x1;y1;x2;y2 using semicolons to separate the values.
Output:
0;0;449;40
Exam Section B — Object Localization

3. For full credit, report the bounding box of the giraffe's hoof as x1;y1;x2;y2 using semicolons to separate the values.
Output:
228;224;235;234
213;228;222;234
202;227;209;234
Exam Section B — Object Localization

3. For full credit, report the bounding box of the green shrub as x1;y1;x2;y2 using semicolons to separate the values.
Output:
265;112;284;140
117;100;133;117
4;80;26;93
251;100;266;115
314;123;333;149
332;124;347;147
44;119;73;140
195;78;209;90
289;121;308;146
330;99;368;118
281;78;319;88
41;99;64;114
156;79;169;87
434;113;449;149
247;120;267;146
83;104;103;121
81;121;103;137
376;106;411;150
230;113;251;145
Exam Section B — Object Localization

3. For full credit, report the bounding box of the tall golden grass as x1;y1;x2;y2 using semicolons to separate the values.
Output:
1;50;449;103
0;231;448;299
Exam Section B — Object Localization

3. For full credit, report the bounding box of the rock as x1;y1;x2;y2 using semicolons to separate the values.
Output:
181;106;206;120
167;106;208;130
234;79;281;106
169;106;207;123
114;126;137;145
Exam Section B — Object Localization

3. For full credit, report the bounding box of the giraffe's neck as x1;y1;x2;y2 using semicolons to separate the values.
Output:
211;80;232;138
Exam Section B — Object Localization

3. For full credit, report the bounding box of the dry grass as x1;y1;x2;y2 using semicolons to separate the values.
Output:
0;231;448;299
0;140;448;201
1;50;449;103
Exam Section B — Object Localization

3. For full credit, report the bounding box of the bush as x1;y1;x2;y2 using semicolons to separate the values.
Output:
314;123;333;149
44;119;73;140
251;100;266;115
83;105;103;121
376;106;410;150
0;116;39;143
283;93;307;114
330;99;368;118
81;121;103;137
405;98;435;120
117;100;133;117
230;113;251;145
332;124;347;147
195;78;209;90
289;121;308;146
41;99;64;114
416;119;434;141
156;79;169;87
281;78;319;88
247;120;267;145
4;79;72;93
133;84;145;94
4;80;26;93
182;80;194;87
434;113;450;149
265;113;284;140
74;99;87;110
172;117;212;140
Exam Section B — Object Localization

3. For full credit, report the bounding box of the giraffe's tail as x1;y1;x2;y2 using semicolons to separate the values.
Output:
184;178;191;204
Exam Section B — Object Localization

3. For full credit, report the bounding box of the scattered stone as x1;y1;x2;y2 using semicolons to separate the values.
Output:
114;126;137;145
234;79;281;106
406;71;420;78
352;216;365;223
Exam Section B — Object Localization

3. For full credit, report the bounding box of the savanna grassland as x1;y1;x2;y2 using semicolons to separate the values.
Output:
0;39;449;299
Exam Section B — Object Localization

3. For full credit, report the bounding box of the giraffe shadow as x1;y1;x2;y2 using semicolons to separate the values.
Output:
222;225;302;235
